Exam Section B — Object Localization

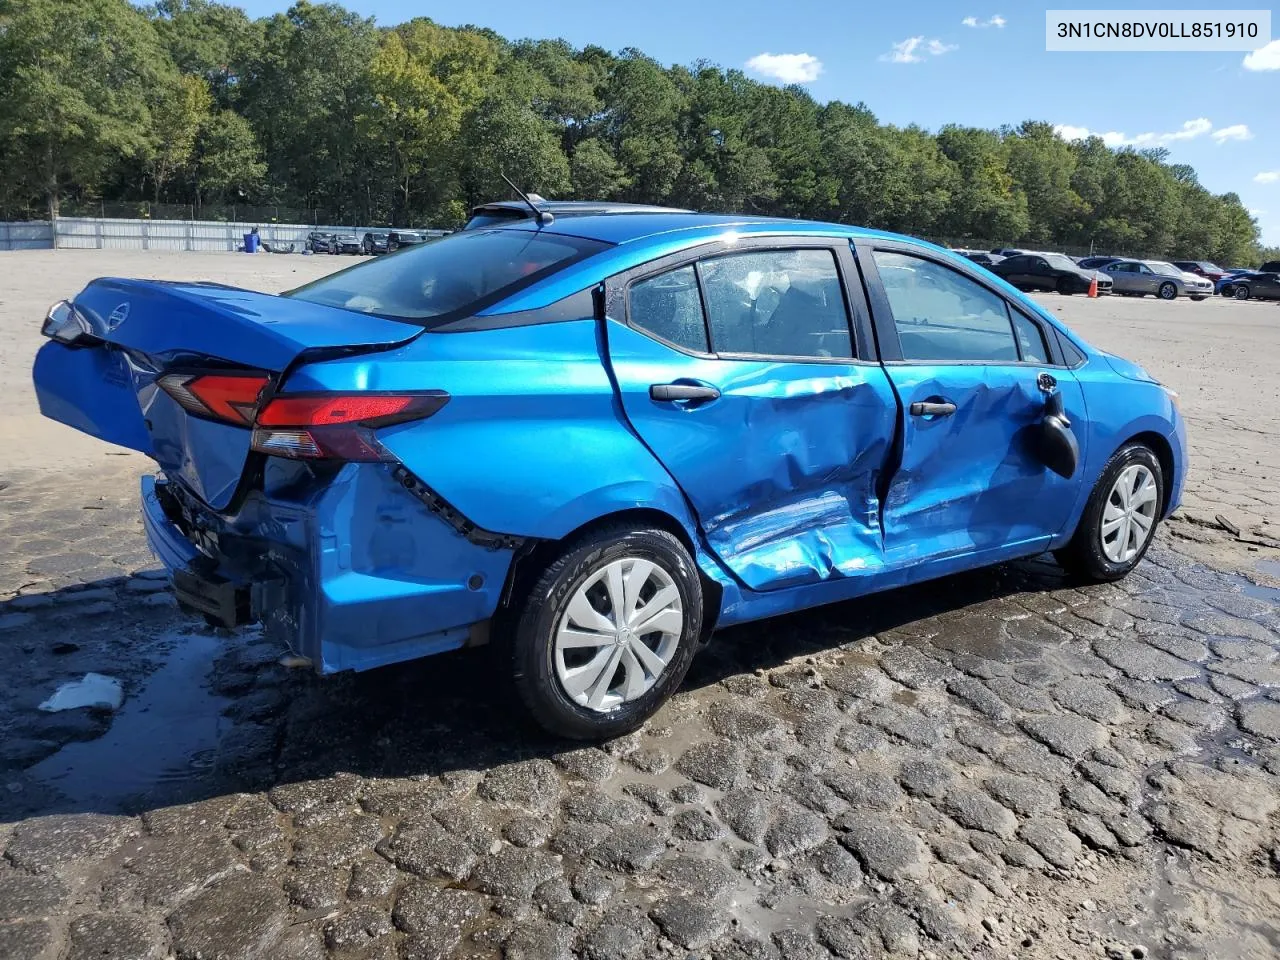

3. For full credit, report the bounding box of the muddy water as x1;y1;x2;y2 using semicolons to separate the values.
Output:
28;632;231;811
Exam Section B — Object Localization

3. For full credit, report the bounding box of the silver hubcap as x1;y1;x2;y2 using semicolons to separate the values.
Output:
1101;464;1158;563
554;557;683;713
1160;284;1174;299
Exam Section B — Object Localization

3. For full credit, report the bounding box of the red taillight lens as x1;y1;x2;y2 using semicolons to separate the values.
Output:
256;393;444;427
158;373;270;425
250;391;448;461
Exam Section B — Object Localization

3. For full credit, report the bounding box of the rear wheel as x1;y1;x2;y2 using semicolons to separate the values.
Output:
1158;282;1177;300
1190;296;1207;302
1056;444;1164;582
1234;285;1251;300
508;526;703;740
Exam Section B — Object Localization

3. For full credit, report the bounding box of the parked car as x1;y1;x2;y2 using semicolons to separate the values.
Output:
306;231;337;254
1227;271;1280;301
952;249;1005;268
990;248;1034;258
387;229;438;248
1172;260;1228;282
1218;269;1258;297
1260;260;1280;273
1103;260;1212;300
990;253;1112;295
1077;256;1123;270
331;231;361;255
464;198;691;231
362;230;392;255
33;213;1185;738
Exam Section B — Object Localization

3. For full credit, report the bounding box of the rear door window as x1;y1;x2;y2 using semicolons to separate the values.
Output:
627;266;708;352
287;230;608;324
698;249;854;359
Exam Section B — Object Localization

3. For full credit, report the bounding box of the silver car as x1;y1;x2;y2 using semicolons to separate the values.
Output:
1103;259;1213;300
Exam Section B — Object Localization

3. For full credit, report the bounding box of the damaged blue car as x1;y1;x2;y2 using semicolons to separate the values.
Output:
33;212;1185;739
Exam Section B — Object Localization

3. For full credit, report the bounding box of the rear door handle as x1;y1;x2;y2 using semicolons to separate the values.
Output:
650;382;720;403
909;400;957;417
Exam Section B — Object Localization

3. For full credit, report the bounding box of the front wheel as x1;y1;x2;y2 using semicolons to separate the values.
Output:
1190;296;1207;302
1056;444;1164;582
509;526;703;740
1158;282;1177;300
1056;278;1073;295
1234;285;1250;300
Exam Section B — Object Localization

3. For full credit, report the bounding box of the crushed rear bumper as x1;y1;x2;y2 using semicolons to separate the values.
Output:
139;466;516;673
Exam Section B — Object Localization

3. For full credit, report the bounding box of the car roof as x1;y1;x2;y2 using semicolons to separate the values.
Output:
488;211;927;248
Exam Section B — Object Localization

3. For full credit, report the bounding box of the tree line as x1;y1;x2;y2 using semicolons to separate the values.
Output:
0;0;1271;264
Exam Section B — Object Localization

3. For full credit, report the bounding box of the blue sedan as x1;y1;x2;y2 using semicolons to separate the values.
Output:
33;212;1185;739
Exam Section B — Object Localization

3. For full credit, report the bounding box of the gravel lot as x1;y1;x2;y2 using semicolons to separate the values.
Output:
1;250;1279;960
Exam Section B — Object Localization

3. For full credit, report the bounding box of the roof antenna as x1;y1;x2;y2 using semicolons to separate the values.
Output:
501;172;554;226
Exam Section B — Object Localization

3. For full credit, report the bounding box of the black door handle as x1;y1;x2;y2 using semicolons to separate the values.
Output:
650;383;720;402
909;400;957;417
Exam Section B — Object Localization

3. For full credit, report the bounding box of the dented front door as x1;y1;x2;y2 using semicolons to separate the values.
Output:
604;242;898;592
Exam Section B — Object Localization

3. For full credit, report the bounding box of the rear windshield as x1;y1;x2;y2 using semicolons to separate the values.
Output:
287;229;608;324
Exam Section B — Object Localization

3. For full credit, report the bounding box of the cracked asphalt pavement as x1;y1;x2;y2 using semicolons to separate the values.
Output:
2;251;1280;960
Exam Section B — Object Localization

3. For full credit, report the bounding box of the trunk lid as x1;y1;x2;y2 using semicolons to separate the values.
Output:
34;278;422;509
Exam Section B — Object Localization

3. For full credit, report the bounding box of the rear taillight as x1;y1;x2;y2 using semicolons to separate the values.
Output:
158;373;271;425
251;391;448;461
42;300;98;345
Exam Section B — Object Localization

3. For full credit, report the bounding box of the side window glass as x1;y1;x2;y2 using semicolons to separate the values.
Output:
1011;311;1049;363
872;250;1018;363
699;249;853;359
627;265;708;353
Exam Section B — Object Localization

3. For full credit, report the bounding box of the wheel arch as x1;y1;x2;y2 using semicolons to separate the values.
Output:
1120;430;1177;519
497;505;723;642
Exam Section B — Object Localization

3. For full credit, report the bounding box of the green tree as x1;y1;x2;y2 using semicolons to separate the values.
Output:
570;138;629;199
148;74;213;201
459;96;570;207
0;0;170;219
935;126;1028;242
193;109;266;208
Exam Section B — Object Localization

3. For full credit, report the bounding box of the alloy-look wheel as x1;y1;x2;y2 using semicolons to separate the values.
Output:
510;526;702;739
1056;443;1164;582
1234;285;1250;300
1158;282;1177;300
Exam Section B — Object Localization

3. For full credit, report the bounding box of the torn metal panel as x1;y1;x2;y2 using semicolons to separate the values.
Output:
607;321;897;592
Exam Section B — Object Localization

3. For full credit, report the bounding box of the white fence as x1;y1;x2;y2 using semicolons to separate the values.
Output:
0;221;54;250
1;218;445;253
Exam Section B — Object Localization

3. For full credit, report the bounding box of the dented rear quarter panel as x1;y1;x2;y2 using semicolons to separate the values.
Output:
283;318;701;543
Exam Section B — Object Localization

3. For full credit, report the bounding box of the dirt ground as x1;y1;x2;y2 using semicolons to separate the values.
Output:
1;249;1279;960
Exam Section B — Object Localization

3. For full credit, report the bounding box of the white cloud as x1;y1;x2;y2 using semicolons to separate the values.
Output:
1255;171;1280;184
1052;118;1239;148
744;52;823;84
962;14;1006;28
881;36;957;63
1052;124;1092;142
1243;39;1280;71
1211;124;1252;143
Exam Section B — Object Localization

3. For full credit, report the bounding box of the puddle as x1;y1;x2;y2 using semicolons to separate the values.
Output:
39;673;123;712
28;632;231;811
1240;559;1280;605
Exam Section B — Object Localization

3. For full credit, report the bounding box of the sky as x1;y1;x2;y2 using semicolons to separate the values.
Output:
232;0;1280;244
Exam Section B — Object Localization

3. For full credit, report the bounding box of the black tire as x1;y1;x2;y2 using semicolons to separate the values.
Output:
508;526;703;740
1056;278;1073;295
1158;282;1177;301
1055;443;1164;582
1190;296;1207;302
1234;285;1250;300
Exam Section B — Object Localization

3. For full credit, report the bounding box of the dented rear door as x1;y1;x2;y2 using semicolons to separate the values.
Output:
604;240;897;592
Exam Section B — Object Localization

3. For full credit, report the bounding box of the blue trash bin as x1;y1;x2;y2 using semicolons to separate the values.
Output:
243;232;260;253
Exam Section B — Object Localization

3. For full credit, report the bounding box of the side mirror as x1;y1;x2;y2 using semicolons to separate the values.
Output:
1037;391;1079;479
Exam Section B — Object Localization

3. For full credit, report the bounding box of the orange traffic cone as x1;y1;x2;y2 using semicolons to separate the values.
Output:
1088;275;1098;298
